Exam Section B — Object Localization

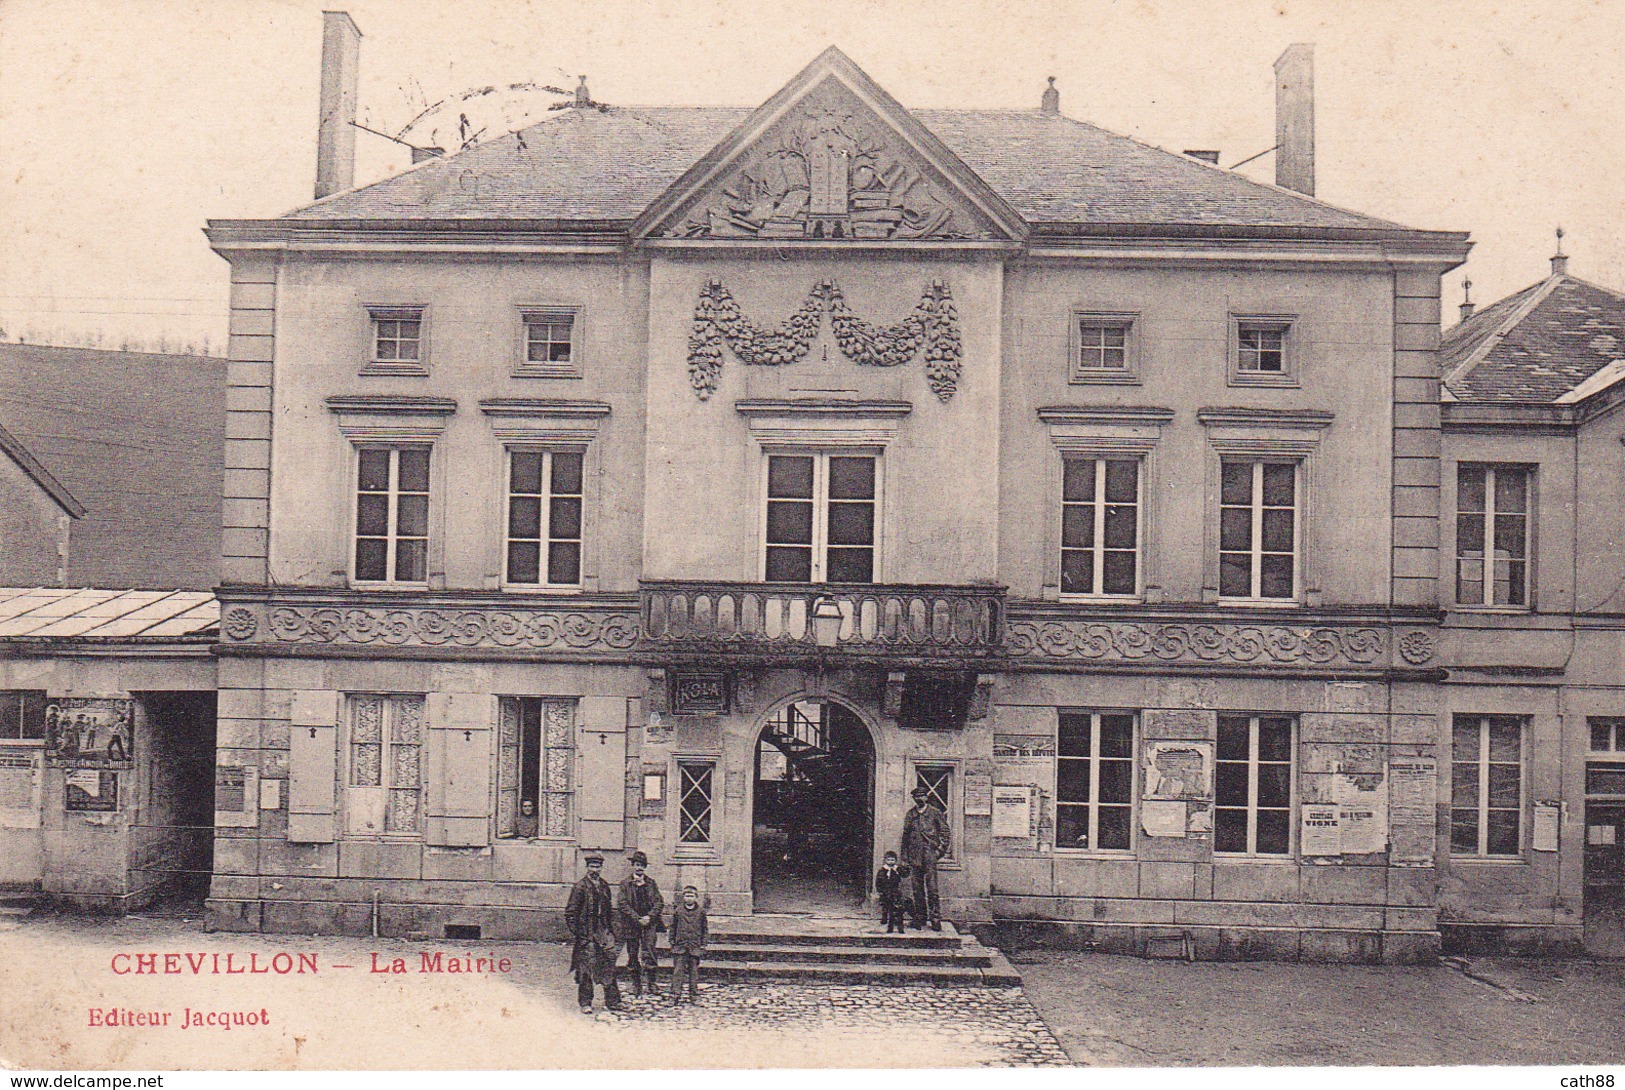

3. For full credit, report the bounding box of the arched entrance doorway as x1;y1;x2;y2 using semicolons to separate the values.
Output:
752;698;875;915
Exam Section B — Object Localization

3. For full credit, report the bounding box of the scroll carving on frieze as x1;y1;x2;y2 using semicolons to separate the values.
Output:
672;103;972;241
688;278;961;401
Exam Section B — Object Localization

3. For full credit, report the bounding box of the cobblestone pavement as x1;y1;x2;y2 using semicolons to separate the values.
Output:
607;982;1073;1067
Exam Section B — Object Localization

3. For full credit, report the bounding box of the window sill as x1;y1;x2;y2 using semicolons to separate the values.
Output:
1227;372;1299;389
495;835;576;844
1053;848;1136;859
360;362;430;377
1068;370;1141;386
1212;853;1296;863
1216;597;1301;608
1058;594;1143;606
499;585;584;595
671;848;722;866
1448;854;1528;865
1451;605;1533;616
349;581;432;591
512;367;585;380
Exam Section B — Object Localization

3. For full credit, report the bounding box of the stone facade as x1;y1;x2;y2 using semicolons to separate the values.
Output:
202;48;1473;960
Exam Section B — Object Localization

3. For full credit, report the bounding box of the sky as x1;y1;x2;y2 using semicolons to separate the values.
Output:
0;0;1621;351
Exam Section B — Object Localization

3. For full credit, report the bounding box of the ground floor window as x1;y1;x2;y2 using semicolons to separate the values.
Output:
1215;714;1294;855
0;690;45;741
1056;711;1134;851
678;761;715;845
347;694;424;836
1452;714;1524;856
913;764;955;861
496;697;574;838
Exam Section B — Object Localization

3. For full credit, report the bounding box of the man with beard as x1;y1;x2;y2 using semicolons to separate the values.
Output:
616;850;664;997
901;784;949;931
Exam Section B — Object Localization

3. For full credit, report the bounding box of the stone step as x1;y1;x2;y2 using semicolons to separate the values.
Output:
646;959;1020;987
694;929;963;951
695;940;995;967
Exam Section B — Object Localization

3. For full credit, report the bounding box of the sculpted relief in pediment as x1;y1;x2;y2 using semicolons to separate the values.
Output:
669;97;986;241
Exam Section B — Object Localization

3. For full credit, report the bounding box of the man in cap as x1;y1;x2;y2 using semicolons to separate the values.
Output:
901;784;949;930
564;853;621;1013
616;850;665;996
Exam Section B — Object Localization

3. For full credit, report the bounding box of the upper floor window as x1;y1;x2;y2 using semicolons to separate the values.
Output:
764;452;877;584
0;690;46;742
1219;459;1298;601
354;446;430;585
1451;714;1524;857
1056;711;1134;851
518;308;582;379
505;450;583;588
496;697;575;839
1231;317;1295;386
1215;714;1294;856
1070;313;1138;384
1456;464;1530;608
365;307;427;375
1062;456;1140;597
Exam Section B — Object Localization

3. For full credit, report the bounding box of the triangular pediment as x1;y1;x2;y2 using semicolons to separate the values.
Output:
632;48;1027;244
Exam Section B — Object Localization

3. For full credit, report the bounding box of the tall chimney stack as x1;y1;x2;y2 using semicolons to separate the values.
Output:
315;11;362;200
1273;43;1314;196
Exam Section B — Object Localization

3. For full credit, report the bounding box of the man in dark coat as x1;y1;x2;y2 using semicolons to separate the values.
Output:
564;854;621;1013
616;850;665;996
901;784;949;930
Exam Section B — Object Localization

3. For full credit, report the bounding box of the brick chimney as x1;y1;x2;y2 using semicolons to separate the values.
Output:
315;11;362;200
1274;43;1314;196
1041;77;1059;115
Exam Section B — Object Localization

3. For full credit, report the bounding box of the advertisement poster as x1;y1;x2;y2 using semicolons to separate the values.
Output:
1143;740;1212;801
63;769;118;812
992;785;1034;839
1389;758;1439;866
1301;804;1342;856
45;697;135;771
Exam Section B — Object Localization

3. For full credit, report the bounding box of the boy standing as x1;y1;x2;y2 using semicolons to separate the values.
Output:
875;850;908;933
667;885;708;1004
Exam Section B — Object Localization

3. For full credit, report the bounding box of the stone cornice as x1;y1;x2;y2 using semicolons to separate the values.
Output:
735;398;914;418
1036;405;1176;427
325;395;458;416
478;398;613;419
1196;407;1335;429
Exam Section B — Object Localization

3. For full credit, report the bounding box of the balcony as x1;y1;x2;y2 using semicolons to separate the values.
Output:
640;581;1005;664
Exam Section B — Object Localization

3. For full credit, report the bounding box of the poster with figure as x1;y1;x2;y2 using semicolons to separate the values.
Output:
44;698;134;770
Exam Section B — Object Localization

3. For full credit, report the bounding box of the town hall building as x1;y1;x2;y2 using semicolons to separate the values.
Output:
202;21;1479;961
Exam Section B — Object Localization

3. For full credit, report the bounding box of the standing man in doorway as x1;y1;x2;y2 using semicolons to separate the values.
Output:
564;853;622;1013
902;784;949;931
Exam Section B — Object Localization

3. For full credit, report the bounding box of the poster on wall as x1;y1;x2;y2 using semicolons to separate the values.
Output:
64;769;118;812
1532;801;1560;851
1388;757;1438;866
45;698;135;770
963;773;992;817
1301;804;1341;856
1336;768;1389;855
1143;740;1211;801
991;785;1033;838
0;750;41;828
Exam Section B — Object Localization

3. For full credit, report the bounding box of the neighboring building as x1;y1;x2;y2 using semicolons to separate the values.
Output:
0;422;84;586
0;346;225;909
203;24;1474;961
0;343;226;591
1438;252;1625;956
0;588;218;908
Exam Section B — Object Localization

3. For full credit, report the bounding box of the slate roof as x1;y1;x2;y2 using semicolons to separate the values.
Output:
283;106;1412;233
0;344;225;590
0;587;217;641
1443;274;1625;404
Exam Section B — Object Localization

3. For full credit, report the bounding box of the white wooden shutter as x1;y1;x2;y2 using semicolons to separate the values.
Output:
426;692;496;846
288;690;339;843
577;696;627;850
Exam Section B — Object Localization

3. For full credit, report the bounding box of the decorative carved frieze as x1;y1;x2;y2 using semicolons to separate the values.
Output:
220;603;639;652
671;101;972;242
1005;620;1397;669
688;278;961;402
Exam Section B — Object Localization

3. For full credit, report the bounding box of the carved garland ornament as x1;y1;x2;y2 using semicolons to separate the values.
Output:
252;606;640;651
688;278;962;402
1005;621;1387;667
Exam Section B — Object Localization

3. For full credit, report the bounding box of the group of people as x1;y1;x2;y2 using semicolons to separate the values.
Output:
563;850;708;1014
875;784;951;932
564;787;950;1013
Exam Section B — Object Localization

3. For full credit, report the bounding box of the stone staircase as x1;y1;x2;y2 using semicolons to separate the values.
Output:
656;914;1021;987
